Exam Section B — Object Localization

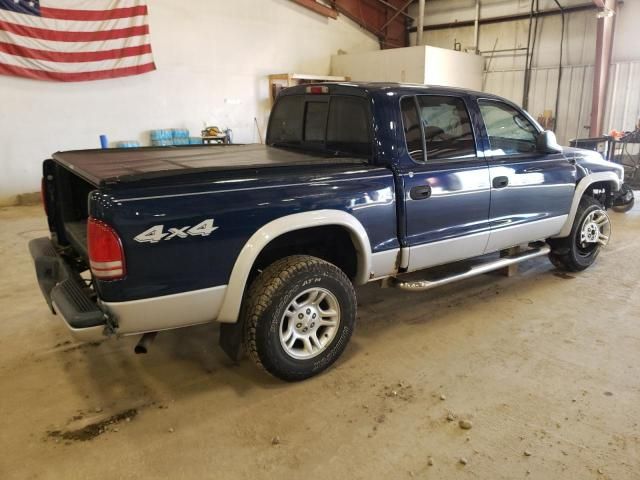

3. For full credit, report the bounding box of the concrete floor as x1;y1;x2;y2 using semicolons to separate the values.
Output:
1;204;639;480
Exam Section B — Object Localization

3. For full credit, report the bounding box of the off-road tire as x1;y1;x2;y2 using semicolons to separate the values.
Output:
242;255;356;382
548;196;607;272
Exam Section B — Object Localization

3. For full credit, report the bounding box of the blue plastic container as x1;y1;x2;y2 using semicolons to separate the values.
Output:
117;141;141;148
150;129;172;142
151;139;173;147
171;128;190;139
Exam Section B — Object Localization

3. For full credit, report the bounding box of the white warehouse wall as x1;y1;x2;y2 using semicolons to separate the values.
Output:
408;0;640;144
0;0;379;206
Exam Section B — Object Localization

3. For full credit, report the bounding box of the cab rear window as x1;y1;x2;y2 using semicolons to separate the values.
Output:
267;95;372;156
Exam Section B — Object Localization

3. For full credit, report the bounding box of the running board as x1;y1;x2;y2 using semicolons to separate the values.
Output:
389;245;551;292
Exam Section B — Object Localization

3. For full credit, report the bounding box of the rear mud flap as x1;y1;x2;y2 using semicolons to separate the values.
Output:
219;321;245;362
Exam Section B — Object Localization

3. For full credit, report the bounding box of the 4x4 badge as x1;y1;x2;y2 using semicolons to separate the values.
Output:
134;219;218;244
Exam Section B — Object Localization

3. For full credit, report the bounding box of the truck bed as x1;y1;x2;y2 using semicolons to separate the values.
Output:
64;220;88;259
52;144;366;186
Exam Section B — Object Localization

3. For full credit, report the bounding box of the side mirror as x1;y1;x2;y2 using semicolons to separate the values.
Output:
536;130;563;154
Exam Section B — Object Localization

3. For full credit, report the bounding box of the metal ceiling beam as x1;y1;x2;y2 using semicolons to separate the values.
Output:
376;0;413;33
290;0;338;19
372;0;414;20
408;2;597;32
332;0;409;49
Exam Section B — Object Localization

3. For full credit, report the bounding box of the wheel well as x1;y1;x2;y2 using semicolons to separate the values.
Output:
249;226;358;284
584;180;615;208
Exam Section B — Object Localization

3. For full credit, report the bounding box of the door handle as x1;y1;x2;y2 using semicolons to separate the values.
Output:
492;176;509;188
410;185;432;200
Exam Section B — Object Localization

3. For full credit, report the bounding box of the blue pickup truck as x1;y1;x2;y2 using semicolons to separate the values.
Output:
30;82;623;381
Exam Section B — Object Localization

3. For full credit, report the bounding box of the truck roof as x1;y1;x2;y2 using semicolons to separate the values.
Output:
52;144;365;187
279;81;498;100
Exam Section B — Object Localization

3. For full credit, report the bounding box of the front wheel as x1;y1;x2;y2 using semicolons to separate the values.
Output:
243;255;356;381
548;196;611;272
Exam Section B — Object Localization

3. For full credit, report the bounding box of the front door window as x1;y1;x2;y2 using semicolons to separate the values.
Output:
478;100;538;156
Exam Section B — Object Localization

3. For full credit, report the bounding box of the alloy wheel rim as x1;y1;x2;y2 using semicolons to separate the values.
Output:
577;209;611;254
279;288;341;360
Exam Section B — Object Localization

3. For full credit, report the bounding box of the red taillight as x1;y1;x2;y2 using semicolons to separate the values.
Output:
306;85;329;94
40;177;49;216
88;217;126;280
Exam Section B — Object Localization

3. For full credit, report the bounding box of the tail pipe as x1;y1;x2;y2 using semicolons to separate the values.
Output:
134;332;157;354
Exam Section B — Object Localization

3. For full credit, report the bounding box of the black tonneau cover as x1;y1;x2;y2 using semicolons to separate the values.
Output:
52;144;365;186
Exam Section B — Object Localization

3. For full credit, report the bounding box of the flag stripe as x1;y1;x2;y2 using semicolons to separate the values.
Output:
0;40;150;62
0;59;155;81
39;5;148;21
0;29;149;53
0;8;147;32
0;50;154;72
0;19;149;42
41;0;146;10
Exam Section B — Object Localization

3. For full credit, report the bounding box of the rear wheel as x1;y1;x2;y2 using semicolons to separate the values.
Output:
243;255;356;381
548;196;611;272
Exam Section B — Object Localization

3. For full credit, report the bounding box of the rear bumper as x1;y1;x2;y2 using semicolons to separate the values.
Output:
30;237;228;341
29;237;108;342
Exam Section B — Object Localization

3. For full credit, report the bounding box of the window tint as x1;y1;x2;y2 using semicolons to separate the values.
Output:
304;102;328;142
417;96;476;161
479;100;538;156
268;94;371;156
327;96;371;155
401;97;424;162
267;95;304;144
401;95;476;163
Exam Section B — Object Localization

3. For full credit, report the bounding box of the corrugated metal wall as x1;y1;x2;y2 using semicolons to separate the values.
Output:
484;64;595;144
605;61;640;134
415;1;640;145
484;61;640;144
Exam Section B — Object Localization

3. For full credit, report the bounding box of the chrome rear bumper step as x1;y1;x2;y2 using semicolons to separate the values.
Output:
389;245;551;292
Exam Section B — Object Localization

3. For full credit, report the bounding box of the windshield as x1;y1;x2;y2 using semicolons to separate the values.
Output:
267;94;372;157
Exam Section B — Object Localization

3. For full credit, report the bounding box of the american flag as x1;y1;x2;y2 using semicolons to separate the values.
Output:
0;0;155;81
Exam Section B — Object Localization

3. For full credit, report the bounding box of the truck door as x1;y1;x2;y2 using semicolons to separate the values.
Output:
399;94;491;272
475;99;576;253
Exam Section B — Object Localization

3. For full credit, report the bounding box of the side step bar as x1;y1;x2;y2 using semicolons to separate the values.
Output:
389;245;551;292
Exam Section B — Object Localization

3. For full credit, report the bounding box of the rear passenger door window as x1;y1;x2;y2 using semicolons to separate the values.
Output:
401;95;476;162
401;97;425;162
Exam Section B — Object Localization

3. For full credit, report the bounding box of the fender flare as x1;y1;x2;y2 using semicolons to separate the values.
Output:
217;209;372;323
554;172;621;238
